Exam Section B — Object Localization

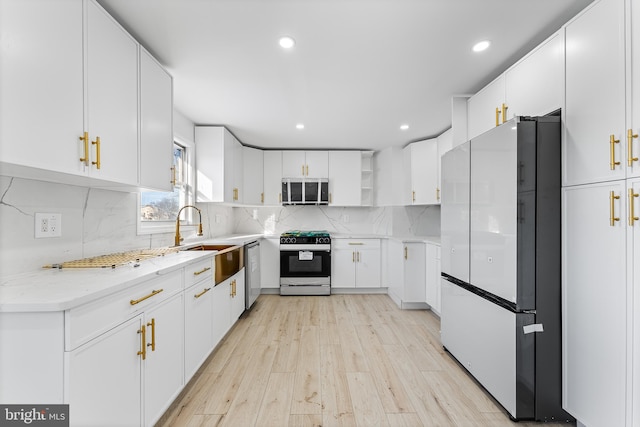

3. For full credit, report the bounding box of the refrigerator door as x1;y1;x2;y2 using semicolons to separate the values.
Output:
469;121;519;303
441;141;471;282
441;278;535;419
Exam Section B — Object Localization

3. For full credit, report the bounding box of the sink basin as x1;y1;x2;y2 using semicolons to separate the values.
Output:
184;244;235;251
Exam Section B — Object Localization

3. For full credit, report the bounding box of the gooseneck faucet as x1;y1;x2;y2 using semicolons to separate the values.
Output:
175;205;204;246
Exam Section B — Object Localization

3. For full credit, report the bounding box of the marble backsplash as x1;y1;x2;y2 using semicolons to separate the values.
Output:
0;176;234;277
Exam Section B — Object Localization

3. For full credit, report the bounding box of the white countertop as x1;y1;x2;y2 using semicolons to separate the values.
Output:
0;233;264;313
332;234;440;245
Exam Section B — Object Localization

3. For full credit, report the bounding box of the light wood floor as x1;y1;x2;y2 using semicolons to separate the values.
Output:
158;294;574;427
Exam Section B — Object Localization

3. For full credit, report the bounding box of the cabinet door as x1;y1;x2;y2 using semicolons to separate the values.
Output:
355;241;381;288
631;178;640;425
282;151;306;178
144;293;184;427
403;243;426;303
505;31;563;120
437;129;453;203
260;237;280;289
402;145;413;205
425;243;439;312
231;271;245;321
410;139;439;205
66;316;142;427
224;131;243;203
184;281;214;380
631;3;640;179
329;151;362;206
562;181;627;426
212;280;232;346
86;0;138;185
140;48;173;192
0;0;84;176
243;146;264;205
331;245;357;288
386;239;405;305
263;151;283;205
564;0;626;186
305;151;328;178
467;75;505;140
195;126;224;202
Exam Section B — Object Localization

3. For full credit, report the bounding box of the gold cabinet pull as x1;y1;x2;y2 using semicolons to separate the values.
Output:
306;165;309;176
147;318;156;352
628;129;639;166
329;193;332;204
352;251;355;262
130;288;164;305
502;103;508;123
261;192;264;204
193;266;211;276
610;191;621;226
356;251;360;262
230;280;234;296
630;188;639;226
348;242;364;245
495;107;500;127
301;165;305;176
610;134;621;170
412;191;416;202
404;246;408;260
194;287;212;298
279;193;282;203
436;187;440;201
79;132;89;165
91;136;101;169
137;324;147;360
170;166;177;186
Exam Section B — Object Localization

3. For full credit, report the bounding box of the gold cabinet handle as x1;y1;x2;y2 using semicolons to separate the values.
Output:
130;288;164;305
495;107;500;127
91;136;101;169
412;191;416;203
610;191;621;226
137;324;146;360
194;287;212;298
302;165;305;176
348;242;364;245
306;165;309;176
329;193;332;204
436;187;440;201
356;251;360;262
630;188;639;226
610;134;621;170
502;103;508;123
230;280;234;296
628;129;639;166
279;193;282;203
79;132;89;165
261;192;264;204
193;266;211;276
404;246;408;260
352;251;355;262
170;166;177;186
146;318;156;352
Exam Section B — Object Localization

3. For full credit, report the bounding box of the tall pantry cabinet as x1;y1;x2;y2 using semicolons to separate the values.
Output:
562;0;639;426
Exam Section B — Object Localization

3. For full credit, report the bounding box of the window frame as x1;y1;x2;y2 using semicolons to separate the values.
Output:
137;136;196;235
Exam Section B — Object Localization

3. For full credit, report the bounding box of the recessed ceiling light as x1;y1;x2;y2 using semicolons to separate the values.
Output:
279;36;296;49
296;123;305;129
400;124;409;131
473;40;491;52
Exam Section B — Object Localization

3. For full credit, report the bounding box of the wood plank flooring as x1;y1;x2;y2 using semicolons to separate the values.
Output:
157;294;574;427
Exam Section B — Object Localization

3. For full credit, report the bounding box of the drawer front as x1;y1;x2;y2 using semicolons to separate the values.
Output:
65;269;183;350
185;256;214;288
333;239;381;251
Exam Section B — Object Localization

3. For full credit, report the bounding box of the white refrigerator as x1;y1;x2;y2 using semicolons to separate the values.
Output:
440;116;571;422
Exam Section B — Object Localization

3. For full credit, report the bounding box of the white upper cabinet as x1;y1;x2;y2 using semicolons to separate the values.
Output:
139;47;173;192
263;151;283;205
243;146;264;205
403;139;439;205
437;129;453;203
467;75;506;140
505;31;564;120
329;151;361;206
282;151;328;178
564;0;627;186
0;0;84;178
195;126;243;204
85;0;139;186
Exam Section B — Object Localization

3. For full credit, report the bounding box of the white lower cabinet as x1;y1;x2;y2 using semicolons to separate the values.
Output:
212;280;232;346
230;270;246;321
387;240;427;308
332;239;381;289
260;237;280;289
425;243;441;314
66;315;142;427
184;281;214;380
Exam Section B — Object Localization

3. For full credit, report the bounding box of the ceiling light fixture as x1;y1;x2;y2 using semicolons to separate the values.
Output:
279;36;296;49
473;40;491;52
400;124;409;131
296;123;305;129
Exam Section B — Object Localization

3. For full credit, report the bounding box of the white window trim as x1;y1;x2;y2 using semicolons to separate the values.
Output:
137;136;196;235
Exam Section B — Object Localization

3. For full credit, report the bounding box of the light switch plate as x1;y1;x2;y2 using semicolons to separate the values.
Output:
35;213;62;238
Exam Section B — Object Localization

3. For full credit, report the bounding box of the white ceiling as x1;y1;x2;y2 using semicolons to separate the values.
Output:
98;0;592;151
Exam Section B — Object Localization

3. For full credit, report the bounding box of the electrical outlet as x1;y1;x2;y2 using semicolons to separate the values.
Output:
35;213;62;238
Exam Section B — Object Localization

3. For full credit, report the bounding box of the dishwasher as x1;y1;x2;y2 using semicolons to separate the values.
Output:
244;240;261;309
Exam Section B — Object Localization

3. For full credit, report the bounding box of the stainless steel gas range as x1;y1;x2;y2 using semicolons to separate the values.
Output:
279;230;331;296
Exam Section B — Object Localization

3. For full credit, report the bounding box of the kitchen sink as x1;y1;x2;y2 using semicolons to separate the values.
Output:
184;244;244;284
183;244;235;252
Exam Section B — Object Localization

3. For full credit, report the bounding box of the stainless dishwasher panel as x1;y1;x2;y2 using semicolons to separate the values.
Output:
245;241;261;309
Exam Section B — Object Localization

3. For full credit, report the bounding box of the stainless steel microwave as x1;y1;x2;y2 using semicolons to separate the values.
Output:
281;178;329;205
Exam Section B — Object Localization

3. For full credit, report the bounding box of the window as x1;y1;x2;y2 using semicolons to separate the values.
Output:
138;139;194;234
